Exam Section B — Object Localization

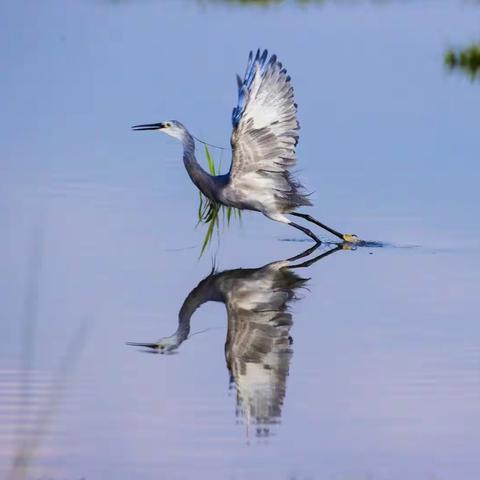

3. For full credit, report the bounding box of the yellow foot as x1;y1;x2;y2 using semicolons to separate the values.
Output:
342;233;360;244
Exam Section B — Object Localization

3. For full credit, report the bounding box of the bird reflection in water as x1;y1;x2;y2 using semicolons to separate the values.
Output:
128;243;347;437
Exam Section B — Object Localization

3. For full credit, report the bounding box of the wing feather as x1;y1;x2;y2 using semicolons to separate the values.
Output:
228;49;311;213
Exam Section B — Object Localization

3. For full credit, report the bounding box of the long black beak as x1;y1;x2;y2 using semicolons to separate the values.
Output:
131;122;164;131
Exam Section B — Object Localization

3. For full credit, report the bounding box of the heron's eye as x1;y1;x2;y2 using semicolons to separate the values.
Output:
165;122;171;127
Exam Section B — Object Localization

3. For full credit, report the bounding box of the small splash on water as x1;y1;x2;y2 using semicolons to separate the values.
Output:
279;237;389;248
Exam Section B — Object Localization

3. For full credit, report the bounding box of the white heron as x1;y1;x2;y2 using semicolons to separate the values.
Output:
133;49;358;244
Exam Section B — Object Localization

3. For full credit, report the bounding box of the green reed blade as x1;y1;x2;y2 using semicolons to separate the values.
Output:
205;145;216;175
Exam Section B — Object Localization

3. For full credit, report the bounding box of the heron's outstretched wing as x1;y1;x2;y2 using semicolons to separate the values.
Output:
229;50;310;211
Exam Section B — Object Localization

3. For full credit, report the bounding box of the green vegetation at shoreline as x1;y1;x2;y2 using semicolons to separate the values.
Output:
445;43;480;80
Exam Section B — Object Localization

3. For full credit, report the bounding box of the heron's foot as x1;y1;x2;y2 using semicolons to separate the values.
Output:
342;233;360;244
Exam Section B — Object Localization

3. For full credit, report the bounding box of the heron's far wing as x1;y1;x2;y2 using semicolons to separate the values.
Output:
229;49;300;182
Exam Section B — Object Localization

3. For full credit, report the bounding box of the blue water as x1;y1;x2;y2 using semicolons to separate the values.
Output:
1;1;480;479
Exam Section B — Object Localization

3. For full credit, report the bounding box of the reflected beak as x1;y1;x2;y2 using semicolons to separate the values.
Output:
131;122;164;131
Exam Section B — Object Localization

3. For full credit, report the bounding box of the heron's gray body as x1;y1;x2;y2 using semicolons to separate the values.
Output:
181;126;309;222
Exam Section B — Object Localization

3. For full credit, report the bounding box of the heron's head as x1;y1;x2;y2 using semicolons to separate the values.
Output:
155;334;181;354
132;120;187;141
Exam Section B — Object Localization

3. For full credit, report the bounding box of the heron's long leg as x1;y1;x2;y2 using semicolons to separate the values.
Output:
288;244;342;269
290;212;345;241
286;243;321;262
289;221;321;244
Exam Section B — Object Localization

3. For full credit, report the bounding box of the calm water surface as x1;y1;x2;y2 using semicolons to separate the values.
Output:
1;1;480;479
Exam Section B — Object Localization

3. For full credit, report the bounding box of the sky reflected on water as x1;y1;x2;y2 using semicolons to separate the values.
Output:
1;0;480;479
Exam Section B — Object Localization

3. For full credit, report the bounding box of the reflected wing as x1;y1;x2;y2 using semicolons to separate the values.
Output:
229;50;310;210
228;308;292;432
224;265;307;433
